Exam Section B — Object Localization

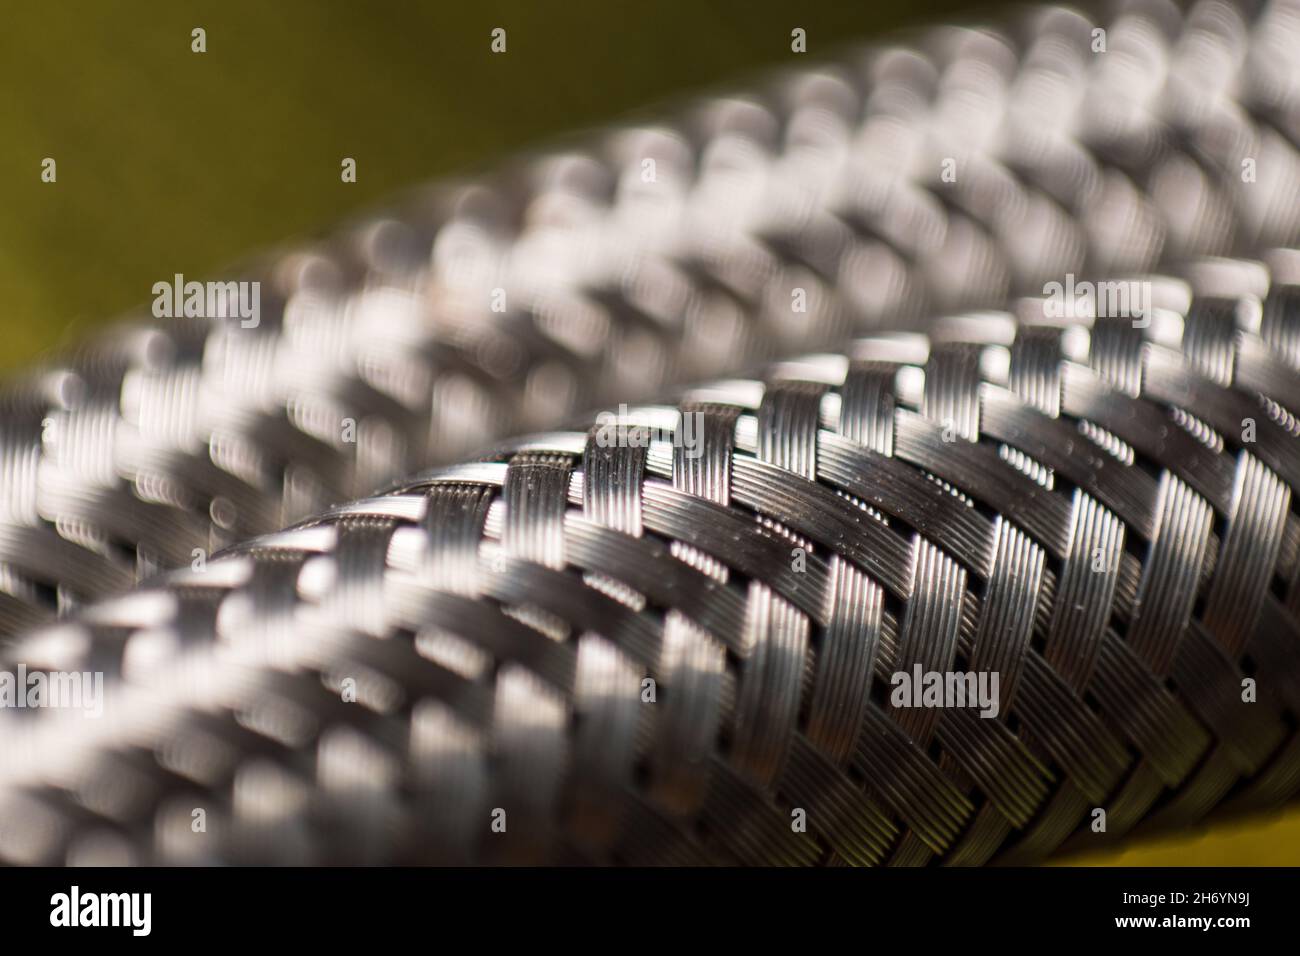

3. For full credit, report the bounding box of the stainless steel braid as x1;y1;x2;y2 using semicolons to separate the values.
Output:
4;249;1300;866
3;0;1300;641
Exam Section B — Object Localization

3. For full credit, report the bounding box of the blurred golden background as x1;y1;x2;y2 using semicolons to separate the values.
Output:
2;0;1297;864
1;0;976;365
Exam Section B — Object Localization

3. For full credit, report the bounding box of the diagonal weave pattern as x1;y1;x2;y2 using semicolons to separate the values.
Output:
3;255;1300;865
2;0;1299;641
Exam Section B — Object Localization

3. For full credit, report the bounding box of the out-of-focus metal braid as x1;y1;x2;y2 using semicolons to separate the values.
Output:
2;0;1299;638
3;247;1300;866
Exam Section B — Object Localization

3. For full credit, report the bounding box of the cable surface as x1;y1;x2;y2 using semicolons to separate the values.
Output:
2;0;1299;639
2;0;1300;865
4;252;1300;865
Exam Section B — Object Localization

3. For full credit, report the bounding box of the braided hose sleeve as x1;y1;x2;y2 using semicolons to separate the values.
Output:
4;249;1300;866
2;0;1300;640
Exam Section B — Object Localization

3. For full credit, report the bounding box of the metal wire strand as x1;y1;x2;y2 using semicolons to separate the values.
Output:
3;246;1300;865
2;0;1300;640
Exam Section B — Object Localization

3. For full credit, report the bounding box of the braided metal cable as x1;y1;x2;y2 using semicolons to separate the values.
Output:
3;0;1300;641
3;248;1300;866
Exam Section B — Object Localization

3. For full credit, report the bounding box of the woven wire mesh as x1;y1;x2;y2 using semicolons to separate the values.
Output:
2;0;1300;865
5;259;1300;865
2;0;1299;638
